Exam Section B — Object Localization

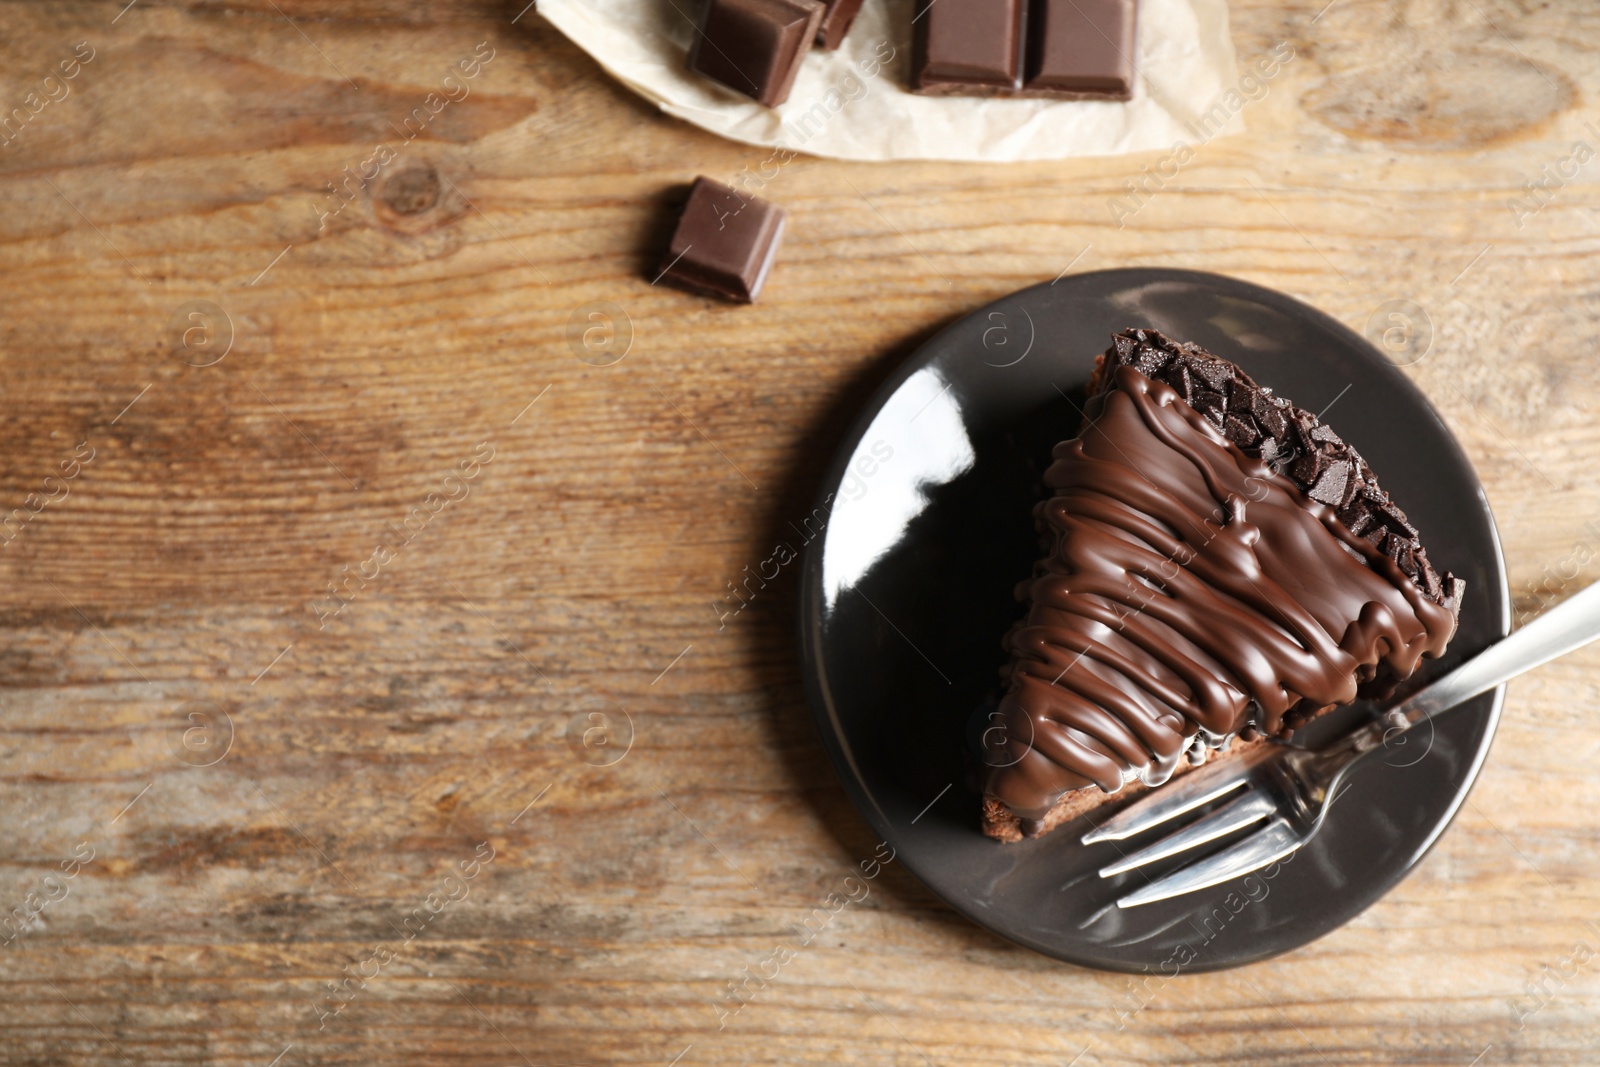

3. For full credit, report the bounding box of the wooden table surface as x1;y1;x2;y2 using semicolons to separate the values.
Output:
3;0;1599;1064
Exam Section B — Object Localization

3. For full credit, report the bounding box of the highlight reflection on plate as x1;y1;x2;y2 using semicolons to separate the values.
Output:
799;269;1509;972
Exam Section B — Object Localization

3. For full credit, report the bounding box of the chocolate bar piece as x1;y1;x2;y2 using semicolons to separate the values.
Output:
912;0;1025;95
656;177;787;303
816;0;865;50
912;0;1137;100
1024;0;1136;99
688;0;824;108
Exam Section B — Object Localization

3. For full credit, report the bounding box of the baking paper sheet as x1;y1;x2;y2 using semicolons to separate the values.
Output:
537;0;1242;162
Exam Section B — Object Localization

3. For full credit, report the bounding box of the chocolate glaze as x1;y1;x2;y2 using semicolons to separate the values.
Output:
984;350;1462;825
1105;328;1459;604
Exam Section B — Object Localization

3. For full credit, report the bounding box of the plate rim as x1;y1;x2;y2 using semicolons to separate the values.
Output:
797;266;1510;972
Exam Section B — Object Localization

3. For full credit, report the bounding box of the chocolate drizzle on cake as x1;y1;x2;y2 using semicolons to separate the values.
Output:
980;330;1463;837
1106;329;1458;604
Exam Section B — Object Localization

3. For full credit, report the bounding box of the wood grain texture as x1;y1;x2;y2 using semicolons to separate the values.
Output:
1;0;1599;1063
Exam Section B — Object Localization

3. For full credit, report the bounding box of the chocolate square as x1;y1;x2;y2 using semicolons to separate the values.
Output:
656;177;787;303
688;0;825;108
1023;0;1137;99
913;0;1026;94
816;0;865;50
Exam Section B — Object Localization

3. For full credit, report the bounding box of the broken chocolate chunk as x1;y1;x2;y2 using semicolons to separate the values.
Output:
1376;501;1419;538
1194;390;1226;425
656;176;787;303
1291;450;1324;486
1419;560;1444;599
1223;414;1261;448
1191;358;1232;391
815;0;863;49
1255;398;1288;442
689;0;825;108
1308;459;1352;505
1338;500;1373;536
1310;423;1345;447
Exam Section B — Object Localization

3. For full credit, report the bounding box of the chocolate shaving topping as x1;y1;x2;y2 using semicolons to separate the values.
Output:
1290;450;1324;487
1337;499;1372;535
1092;328;1461;608
1308;459;1352;506
1254;397;1288;441
1174;363;1196;404
1132;345;1167;380
1223;413;1260;448
1191;358;1232;391
1419;559;1444;600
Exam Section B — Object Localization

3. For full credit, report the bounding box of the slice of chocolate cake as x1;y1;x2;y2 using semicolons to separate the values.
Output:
980;329;1464;843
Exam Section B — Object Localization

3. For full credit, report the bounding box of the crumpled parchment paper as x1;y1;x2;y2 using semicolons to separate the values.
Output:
538;0;1241;162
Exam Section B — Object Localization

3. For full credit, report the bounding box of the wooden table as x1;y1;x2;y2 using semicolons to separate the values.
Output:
2;1;1597;1063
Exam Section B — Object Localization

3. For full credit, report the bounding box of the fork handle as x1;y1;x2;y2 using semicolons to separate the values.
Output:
1390;578;1600;726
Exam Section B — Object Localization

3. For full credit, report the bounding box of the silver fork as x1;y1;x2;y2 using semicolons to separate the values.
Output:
1081;579;1600;908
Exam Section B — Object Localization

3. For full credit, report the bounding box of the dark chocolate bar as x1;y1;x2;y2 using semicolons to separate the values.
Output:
912;0;1137;100
688;0;825;108
816;0;865;50
655;177;787;303
912;0;1025;95
1024;0;1136;98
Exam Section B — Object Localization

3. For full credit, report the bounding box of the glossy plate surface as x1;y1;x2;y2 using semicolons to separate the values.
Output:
799;269;1509;972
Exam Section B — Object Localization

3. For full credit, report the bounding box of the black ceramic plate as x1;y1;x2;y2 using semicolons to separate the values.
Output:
799;268;1509;972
